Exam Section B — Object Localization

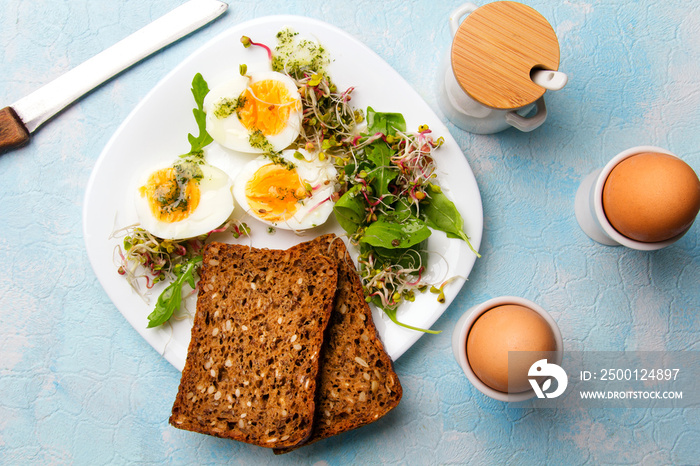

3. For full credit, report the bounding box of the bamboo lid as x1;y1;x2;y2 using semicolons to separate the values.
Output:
451;1;560;110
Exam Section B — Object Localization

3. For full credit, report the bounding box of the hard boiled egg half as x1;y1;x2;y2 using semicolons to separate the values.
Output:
233;149;337;230
135;161;234;240
204;71;303;154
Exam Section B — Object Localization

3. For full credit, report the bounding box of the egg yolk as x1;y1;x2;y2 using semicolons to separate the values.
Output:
245;164;309;222
238;79;299;136
140;167;200;223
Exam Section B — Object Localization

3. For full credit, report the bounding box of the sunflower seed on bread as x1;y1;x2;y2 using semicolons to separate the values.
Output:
275;234;403;453
169;242;338;449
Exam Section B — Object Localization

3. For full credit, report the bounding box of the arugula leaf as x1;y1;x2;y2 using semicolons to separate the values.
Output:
370;166;397;200
421;191;481;257
365;143;398;198
360;215;431;249
366;106;406;135
147;255;202;328
365;138;391;166
343;162;356;177
191;72;210;107
183;73;213;157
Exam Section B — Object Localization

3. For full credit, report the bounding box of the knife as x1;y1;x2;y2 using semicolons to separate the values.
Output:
0;0;228;155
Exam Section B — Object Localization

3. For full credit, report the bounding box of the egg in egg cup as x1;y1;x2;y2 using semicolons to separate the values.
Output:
451;296;564;402
575;146;700;250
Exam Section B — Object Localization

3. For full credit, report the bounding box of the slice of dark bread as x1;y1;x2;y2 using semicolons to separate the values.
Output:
275;234;403;453
169;242;338;449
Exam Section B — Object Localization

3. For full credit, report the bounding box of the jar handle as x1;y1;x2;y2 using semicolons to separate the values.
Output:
505;97;548;132
449;3;479;37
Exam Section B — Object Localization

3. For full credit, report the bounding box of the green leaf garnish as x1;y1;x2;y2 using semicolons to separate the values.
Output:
308;73;323;86
364;143;398;198
360;215;431;250
366;107;406;136
421;191;480;257
182;73;213;157
334;184;367;234
147;255;202;328
372;296;441;335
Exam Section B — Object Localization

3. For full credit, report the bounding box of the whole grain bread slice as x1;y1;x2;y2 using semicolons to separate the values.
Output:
169;242;337;449
275;234;403;453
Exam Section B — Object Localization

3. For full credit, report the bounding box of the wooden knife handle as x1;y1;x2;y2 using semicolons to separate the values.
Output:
0;107;30;154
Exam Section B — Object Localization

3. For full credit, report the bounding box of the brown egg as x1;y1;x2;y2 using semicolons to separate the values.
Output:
466;304;557;393
602;152;700;242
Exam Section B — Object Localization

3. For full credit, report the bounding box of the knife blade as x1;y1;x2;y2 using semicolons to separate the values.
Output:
0;0;228;155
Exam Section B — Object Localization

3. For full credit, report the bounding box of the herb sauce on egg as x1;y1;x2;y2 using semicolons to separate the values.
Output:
233;148;337;230
203;71;303;155
135;162;234;240
140;162;203;221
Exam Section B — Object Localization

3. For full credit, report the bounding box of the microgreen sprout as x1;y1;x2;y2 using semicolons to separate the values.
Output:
241;35;272;62
112;219;250;302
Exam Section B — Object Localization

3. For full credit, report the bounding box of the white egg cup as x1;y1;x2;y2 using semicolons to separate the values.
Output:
451;296;563;402
574;145;688;250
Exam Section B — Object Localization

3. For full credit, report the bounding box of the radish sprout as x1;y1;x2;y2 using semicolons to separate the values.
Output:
112;220;249;301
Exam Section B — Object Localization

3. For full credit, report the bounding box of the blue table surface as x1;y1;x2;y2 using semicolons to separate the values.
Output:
1;0;699;464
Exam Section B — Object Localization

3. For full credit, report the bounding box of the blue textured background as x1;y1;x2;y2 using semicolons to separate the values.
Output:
1;0;699;464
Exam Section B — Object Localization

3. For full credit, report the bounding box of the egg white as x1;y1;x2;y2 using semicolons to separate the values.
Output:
204;71;302;154
135;163;235;240
233;149;337;230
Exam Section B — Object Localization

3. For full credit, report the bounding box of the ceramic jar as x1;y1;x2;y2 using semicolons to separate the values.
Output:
437;2;567;134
